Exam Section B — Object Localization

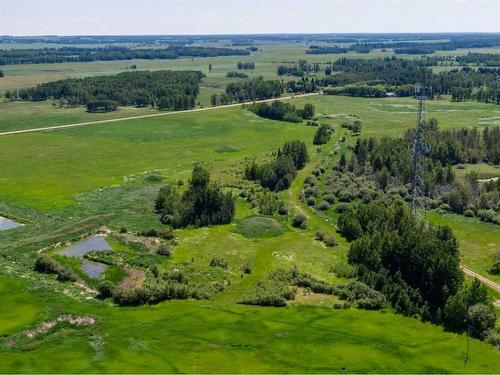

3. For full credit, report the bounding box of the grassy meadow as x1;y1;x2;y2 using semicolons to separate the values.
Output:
1;42;500;372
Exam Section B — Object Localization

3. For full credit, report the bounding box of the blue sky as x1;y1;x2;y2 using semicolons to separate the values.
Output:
1;0;499;36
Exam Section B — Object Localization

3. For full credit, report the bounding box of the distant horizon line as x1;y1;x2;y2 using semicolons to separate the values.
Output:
2;31;500;38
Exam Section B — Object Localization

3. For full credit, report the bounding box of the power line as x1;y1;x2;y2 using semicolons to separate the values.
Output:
410;84;431;215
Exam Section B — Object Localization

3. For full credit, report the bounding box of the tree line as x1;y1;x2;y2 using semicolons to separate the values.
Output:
0;46;250;65
306;36;500;55
277;59;321;77
210;77;283;105
7;70;203;112
316;57;499;103
247;101;315;123
237;62;255;70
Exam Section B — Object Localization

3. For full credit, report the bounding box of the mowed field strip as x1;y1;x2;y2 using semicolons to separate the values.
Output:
0;92;319;136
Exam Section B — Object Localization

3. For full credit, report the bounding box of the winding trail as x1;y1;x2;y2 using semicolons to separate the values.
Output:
460;266;500;307
0;92;319;137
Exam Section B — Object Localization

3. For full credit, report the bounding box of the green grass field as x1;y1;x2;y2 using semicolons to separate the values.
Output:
1;55;500;373
1;275;499;373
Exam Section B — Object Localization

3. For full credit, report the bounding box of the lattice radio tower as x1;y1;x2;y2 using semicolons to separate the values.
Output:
410;84;430;213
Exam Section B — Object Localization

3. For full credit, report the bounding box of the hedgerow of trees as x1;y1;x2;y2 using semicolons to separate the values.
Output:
226;71;248;78
155;165;235;228
237;62;255;70
247;101;315;123
9;70;203;111
211;77;283;105
277;60;321;77
0;46;250;65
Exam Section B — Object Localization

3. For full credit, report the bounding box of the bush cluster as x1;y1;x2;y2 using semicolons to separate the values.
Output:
156;165;235;228
34;255;78;282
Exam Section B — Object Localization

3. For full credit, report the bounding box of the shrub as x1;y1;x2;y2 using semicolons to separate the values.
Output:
157;245;172;256
330;261;355;278
34;255;77;282
209;257;228;269
292;214;307;228
34;255;60;274
322;235;337;247
333;281;386;310
97;280;115;299
338;190;355;202
119;227;128;233
304;186;321;197
489;262;500;275
315;231;325;241
304;175;317;186
335;202;354;213
239;279;295;307
439;203;452;211
468;304;496;338
477;209;496;223
317;201;331;211
241;263;252;274
485;329;500;347
299;221;308;230
56;267;78;282
323;194;336;204
278;206;288;215
138;228;174;240
464;209;475;217
306;197;316;206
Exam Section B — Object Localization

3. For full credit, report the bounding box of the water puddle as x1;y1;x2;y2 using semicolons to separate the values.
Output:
81;260;108;279
58;235;112;258
0;216;22;231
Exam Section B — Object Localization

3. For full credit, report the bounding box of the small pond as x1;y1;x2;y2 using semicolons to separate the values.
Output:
0;216;22;231
57;235;114;280
58;235;112;258
81;260;109;279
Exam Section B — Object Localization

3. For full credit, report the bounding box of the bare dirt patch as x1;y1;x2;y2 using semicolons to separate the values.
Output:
24;315;95;339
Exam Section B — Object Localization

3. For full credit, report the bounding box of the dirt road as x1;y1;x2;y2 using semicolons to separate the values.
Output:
0;92;319;137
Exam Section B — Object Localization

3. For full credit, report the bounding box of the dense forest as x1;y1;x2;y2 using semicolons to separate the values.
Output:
317;57;500;103
0;46;250;65
8;70;203;111
338;199;496;339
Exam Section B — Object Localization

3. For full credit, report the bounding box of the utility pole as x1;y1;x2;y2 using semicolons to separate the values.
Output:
464;324;471;366
410;84;430;213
